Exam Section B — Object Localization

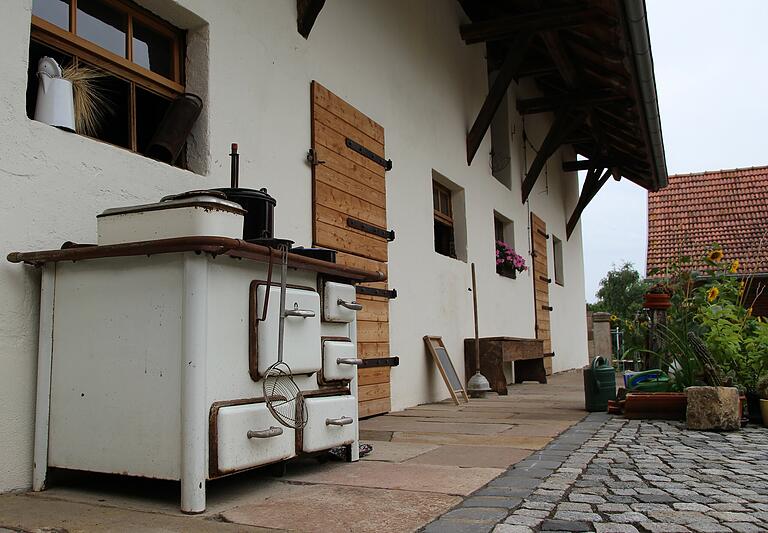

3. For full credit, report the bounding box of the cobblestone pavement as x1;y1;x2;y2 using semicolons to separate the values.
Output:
423;413;768;533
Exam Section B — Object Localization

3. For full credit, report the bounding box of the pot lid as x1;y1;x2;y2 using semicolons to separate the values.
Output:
98;191;246;218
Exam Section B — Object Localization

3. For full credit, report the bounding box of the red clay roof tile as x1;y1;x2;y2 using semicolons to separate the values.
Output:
647;165;768;275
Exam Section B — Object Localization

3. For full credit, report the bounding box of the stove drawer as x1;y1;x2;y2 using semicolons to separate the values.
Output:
215;402;295;474
322;340;359;382
255;285;321;376
323;282;361;323
301;395;357;453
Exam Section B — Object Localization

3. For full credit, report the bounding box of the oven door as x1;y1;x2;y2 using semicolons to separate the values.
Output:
301;395;357;453
214;401;296;475
322;282;362;323
255;284;321;376
322;339;360;382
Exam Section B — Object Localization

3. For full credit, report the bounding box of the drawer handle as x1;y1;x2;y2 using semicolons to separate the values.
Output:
337;298;363;311
284;302;316;318
247;426;283;439
326;416;353;426
337;357;363;366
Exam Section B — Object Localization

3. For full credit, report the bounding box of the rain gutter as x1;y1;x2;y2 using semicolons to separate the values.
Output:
621;0;668;189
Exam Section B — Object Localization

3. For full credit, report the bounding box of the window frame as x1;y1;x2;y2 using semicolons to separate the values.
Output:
494;214;516;279
553;235;564;286
432;180;456;258
31;1;184;100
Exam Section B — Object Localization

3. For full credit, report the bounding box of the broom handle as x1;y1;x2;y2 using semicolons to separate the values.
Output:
471;263;480;373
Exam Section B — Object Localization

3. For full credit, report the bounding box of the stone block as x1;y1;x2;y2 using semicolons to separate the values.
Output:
685;386;740;431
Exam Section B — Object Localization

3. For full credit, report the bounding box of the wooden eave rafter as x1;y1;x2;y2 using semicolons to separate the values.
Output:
297;0;326;39
459;0;663;198
566;167;611;238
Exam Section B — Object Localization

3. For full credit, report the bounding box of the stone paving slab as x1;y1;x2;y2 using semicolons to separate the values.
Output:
391;431;554;450
220;484;461;533
405;445;532;468
361;440;439;463
422;413;768;533
279;460;505;495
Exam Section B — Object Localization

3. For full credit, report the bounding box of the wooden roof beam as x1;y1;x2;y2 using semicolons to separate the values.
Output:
297;0;326;39
566;167;611;238
466;33;532;165
460;6;612;45
521;108;586;203
517;90;628;115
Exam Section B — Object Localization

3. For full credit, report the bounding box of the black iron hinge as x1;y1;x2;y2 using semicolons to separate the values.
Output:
345;138;392;171
541;305;553;311
356;286;397;299
358;357;399;368
539;276;552;283
347;217;395;241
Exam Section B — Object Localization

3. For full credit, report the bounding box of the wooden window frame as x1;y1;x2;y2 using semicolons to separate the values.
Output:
433;181;454;227
432;180;456;258
31;0;185;98
30;0;186;153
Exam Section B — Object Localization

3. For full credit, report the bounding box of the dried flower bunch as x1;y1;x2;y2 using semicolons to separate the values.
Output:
61;64;112;137
495;240;527;273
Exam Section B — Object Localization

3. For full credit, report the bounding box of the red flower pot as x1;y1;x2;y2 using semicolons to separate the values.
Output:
643;292;672;309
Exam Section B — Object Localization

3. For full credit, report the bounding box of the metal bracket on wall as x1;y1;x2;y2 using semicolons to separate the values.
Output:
345;138;393;171
356;286;397;299
358;357;399;368
347;217;395;241
306;148;325;166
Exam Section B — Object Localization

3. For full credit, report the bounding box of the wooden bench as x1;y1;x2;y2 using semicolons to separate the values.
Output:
464;336;550;395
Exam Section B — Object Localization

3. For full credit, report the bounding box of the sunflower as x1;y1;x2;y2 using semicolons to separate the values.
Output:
707;286;719;302
729;260;739;273
610;314;618;322
707;249;724;262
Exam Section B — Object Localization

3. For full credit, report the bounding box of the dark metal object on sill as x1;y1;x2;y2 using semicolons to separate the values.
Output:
146;93;203;164
345;138;392;171
290;247;337;263
346;217;395;241
357;357;399;368
356;286;397;299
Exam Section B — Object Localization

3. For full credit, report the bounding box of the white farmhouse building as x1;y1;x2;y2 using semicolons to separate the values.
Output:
0;0;666;494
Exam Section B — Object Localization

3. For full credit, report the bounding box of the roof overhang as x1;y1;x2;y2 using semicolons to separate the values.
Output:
458;0;668;233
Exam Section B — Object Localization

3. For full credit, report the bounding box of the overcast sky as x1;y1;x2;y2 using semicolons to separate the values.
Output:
581;0;768;302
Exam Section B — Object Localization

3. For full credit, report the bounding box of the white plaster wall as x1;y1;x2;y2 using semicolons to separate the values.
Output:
0;0;588;491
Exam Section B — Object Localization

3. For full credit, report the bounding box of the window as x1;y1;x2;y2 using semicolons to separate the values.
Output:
28;0;186;162
494;213;516;278
553;235;564;286
433;180;455;258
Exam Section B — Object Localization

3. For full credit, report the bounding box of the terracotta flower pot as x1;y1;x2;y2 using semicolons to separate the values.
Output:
623;392;687;420
643;292;672;310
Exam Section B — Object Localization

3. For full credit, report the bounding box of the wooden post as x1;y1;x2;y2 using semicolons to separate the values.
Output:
471;263;480;373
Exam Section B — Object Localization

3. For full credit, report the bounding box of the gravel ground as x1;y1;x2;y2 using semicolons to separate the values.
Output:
423;413;768;533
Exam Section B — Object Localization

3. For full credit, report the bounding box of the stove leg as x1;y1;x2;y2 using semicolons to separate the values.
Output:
180;255;208;514
33;265;56;492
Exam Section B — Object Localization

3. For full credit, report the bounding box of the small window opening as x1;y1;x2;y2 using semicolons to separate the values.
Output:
433;180;456;258
553;235;564;286
494;213;516;279
27;0;187;166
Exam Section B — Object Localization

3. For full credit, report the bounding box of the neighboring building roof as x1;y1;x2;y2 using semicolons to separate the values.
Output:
647;165;768;275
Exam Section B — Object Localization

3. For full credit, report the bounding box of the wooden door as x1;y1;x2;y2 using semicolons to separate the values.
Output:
311;81;392;417
530;213;553;375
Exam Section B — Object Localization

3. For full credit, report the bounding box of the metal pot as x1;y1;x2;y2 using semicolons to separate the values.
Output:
212;187;276;241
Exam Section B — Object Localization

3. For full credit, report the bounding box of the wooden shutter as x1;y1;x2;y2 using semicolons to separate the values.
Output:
531;213;553;375
311;81;392;417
